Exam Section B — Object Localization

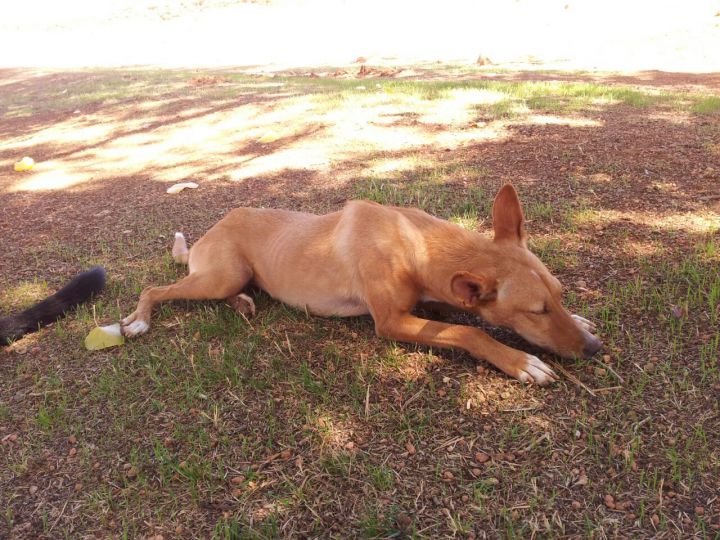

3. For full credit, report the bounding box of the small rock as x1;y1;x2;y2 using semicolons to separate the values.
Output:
405;442;416;455
695;507;704;516
471;468;482;476
571;500;582;509
74;482;83;492
474;452;490;463
651;514;660;526
68;447;77;458
604;494;615;509
29;485;38;495
231;488;242;497
230;475;245;485
68;435;77;445
443;471;454;480
461;494;469;503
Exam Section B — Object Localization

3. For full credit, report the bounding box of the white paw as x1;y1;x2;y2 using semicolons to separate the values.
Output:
516;354;558;386
572;314;596;332
122;319;149;337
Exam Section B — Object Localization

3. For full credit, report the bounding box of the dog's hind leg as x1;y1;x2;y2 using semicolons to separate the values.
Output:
122;245;254;337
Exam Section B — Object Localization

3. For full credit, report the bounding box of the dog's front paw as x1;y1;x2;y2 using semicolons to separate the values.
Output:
515;353;558;386
571;314;596;333
121;313;150;337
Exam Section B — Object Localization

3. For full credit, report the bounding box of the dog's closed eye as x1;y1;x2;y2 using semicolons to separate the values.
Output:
529;305;550;315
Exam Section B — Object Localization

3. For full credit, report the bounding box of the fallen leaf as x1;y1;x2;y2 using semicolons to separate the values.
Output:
166;182;199;194
85;324;125;350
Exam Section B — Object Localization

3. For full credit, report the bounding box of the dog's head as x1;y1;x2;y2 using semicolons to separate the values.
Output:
450;184;602;359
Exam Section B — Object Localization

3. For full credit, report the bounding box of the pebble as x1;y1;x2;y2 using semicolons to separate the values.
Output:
474;452;490;463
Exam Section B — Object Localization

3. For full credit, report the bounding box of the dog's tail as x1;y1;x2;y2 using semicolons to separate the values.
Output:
172;232;189;264
0;266;106;345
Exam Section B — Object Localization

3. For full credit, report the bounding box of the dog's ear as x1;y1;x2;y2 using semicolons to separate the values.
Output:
492;183;527;246
451;271;497;307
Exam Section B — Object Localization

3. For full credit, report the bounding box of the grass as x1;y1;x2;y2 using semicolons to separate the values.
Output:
2;66;720;538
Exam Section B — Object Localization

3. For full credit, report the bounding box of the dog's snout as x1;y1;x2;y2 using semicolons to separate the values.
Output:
582;335;603;358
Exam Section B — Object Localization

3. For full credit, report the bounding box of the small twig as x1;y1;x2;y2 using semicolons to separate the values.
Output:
521;432;550;453
592;386;623;394
402;389;424;410
48;498;70;534
238;311;255;331
285;331;294;358
500;404;543;413
365;384;370;419
548;360;597;397
590;356;624;383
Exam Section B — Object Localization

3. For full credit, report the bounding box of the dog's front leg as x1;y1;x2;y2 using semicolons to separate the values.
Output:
375;313;557;385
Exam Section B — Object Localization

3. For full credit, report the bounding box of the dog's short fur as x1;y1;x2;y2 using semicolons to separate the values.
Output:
122;184;601;385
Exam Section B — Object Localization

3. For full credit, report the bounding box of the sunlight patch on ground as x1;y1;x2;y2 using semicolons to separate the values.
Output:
311;413;355;450
523;114;602;127
621;239;666;258
0;280;50;312
577;209;720;234
5;85;577;192
419;88;506;125
363;156;431;175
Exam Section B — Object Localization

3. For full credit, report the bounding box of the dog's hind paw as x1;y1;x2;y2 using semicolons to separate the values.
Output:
571;314;596;333
228;293;256;318
516;354;558;386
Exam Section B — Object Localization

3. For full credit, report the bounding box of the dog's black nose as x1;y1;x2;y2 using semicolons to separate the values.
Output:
582;336;603;358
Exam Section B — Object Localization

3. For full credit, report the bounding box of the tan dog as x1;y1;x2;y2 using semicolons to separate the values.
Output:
122;184;601;385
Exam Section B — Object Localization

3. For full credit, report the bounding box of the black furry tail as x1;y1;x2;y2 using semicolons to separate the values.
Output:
1;267;106;345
